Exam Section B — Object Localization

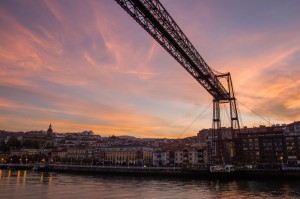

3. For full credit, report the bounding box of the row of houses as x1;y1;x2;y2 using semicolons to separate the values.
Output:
0;125;102;149
52;146;207;167
2;145;208;167
198;121;300;165
1;125;204;167
3;121;299;167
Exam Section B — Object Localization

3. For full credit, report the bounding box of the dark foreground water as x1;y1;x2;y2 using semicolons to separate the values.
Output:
1;170;300;199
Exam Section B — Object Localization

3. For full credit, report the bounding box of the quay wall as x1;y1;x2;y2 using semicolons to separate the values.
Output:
45;164;300;179
1;164;300;179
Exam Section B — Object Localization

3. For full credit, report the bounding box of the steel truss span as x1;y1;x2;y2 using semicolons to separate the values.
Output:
115;0;228;101
115;0;241;164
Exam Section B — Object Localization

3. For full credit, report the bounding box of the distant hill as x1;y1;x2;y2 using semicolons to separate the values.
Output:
118;135;138;140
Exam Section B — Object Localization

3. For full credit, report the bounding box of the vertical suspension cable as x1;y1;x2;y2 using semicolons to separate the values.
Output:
236;100;244;128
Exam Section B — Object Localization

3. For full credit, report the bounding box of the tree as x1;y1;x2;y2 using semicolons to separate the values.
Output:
22;140;40;149
7;136;21;149
0;141;9;153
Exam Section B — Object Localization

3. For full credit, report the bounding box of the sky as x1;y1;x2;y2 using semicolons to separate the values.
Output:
0;0;299;138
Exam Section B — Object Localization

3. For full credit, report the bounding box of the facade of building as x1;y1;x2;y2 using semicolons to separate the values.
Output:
51;150;67;159
67;147;88;159
258;129;285;165
198;122;300;166
236;125;299;165
174;147;207;168
284;121;300;164
100;146;153;166
153;151;170;166
236;130;260;165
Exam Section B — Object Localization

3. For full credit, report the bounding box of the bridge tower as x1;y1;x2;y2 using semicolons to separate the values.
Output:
115;0;241;165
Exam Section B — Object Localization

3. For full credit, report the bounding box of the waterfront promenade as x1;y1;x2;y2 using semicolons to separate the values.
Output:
1;163;300;180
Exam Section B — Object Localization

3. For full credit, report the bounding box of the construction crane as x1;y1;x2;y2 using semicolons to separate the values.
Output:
115;0;240;165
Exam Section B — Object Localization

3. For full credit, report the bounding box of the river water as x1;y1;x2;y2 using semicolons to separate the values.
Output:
0;169;300;199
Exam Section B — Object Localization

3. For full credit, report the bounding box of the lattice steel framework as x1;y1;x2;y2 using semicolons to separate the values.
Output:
211;73;240;164
115;0;240;164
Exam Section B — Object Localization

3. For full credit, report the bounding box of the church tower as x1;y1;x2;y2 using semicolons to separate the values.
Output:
47;123;53;136
45;123;54;148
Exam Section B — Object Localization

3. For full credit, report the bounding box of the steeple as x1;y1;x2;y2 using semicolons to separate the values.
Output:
47;123;53;135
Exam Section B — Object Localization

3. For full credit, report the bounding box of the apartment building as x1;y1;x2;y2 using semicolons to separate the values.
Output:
99;145;153;166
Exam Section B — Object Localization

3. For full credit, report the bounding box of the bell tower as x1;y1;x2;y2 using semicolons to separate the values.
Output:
47;123;53;136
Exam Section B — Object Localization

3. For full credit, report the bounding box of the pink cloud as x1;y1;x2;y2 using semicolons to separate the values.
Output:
1;0;299;137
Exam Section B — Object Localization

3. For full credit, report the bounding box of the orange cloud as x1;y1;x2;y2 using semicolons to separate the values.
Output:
1;1;299;138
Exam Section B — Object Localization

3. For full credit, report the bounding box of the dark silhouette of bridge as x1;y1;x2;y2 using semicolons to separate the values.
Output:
115;0;241;165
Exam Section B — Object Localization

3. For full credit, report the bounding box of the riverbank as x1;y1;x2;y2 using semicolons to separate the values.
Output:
1;164;300;180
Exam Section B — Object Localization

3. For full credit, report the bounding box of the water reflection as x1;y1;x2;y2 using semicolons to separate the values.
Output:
40;172;44;183
0;170;300;199
23;170;27;185
39;172;53;184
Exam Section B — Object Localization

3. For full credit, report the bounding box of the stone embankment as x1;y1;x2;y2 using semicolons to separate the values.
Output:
1;164;300;179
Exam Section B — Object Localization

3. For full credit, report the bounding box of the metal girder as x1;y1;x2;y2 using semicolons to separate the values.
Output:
212;73;241;164
115;0;242;165
115;0;229;101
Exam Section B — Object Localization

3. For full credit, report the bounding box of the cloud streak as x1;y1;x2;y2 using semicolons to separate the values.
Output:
0;0;299;137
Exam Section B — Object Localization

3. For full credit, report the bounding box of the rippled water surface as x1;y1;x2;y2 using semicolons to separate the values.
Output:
0;169;300;199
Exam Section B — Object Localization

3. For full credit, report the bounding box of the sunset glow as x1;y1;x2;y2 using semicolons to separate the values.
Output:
0;0;299;137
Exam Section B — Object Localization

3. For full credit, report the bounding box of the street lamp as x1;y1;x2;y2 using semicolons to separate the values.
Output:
1;158;3;164
26;158;28;165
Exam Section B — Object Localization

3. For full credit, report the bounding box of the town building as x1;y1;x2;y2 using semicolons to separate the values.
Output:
99;145;153;166
284;121;300;164
198;121;300;166
174;146;207;168
153;150;170;166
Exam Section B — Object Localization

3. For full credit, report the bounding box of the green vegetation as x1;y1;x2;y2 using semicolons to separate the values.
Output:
22;140;40;149
0;137;41;153
6;136;21;149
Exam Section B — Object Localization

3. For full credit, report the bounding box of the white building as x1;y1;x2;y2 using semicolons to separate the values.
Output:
153;150;169;166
